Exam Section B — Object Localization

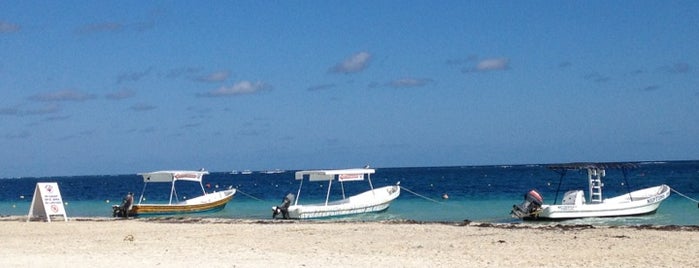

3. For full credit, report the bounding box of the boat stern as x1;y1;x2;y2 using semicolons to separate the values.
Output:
511;189;544;219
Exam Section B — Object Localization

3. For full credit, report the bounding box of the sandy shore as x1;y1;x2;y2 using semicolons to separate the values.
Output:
1;217;698;267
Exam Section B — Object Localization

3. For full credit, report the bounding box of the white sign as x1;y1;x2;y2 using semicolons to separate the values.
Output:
27;182;68;222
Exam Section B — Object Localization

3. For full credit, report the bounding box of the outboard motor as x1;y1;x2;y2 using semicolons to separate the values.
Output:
511;189;544;219
113;192;134;218
272;193;295;219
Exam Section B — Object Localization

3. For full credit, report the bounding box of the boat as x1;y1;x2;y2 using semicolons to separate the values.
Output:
263;169;286;174
112;170;236;217
511;162;670;220
272;168;400;219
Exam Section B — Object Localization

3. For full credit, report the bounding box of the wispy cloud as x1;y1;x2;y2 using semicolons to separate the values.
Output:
117;67;153;84
5;131;30;140
28;89;96;102
558;61;572;68
0;104;61;116
25;104;62;115
329;51;372;74
584;72;611;83
462;58;510;73
130;103;156;111
307;83;337;91
198;81;271;97
166;67;201;79
196;70;230;82
76;22;124;34
445;55;478;66
0;107;19;116
105;89;136;100
181;122;202;128
387;78;434;88
640;85;661;92
660;62;691;74
75;19;156;35
43;115;71;122
0;21;20;33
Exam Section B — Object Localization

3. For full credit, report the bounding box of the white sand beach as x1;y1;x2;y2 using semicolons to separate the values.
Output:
1;217;697;267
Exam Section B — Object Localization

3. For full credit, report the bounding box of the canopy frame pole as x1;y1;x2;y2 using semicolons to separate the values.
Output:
340;181;346;199
621;166;634;201
138;182;148;205
552;169;567;205
294;179;303;206
325;179;333;206
169;179;176;205
199;180;207;195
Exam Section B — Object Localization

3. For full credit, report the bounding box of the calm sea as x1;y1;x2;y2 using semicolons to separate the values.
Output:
2;161;698;225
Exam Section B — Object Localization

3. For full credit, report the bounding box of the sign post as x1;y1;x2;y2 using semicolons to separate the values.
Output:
27;182;68;222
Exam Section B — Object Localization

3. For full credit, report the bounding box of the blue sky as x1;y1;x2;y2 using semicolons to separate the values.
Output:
1;1;698;177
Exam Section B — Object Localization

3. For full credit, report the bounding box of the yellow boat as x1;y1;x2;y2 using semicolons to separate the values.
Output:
114;170;236;217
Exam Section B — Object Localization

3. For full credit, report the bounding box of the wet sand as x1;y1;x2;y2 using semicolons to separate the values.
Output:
1;217;698;267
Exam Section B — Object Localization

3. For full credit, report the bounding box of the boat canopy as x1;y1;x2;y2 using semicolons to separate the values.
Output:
295;168;375;182
138;170;209;183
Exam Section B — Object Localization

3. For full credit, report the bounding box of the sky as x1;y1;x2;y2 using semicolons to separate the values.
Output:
1;1;698;178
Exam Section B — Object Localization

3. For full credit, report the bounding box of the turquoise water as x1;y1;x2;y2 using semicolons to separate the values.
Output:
2;161;698;225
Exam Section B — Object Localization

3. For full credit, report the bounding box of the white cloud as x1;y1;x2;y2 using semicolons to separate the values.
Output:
463;57;510;73
198;80;270;97
329;51;372;74
475;58;510;71
28;89;96;102
388;78;433;88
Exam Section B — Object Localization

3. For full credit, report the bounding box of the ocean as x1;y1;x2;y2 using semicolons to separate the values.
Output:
2;161;698;225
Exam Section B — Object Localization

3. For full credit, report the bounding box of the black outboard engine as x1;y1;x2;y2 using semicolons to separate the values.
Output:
272;193;295;219
511;189;544;219
113;192;134;218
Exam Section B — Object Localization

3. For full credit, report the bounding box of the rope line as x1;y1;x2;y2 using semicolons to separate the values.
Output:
235;188;264;201
670;187;699;204
400;185;445;204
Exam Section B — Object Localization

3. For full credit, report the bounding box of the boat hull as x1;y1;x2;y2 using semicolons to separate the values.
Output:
526;185;670;220
288;185;400;219
129;189;236;216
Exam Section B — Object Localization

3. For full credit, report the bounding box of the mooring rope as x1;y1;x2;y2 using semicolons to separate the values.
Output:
235;188;265;202
400;185;446;204
670;187;699;204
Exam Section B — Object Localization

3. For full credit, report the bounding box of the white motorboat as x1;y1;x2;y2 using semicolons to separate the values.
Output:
511;163;670;220
272;168;400;219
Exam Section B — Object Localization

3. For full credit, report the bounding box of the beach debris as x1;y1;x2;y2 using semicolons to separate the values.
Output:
610;235;630;239
123;234;134;242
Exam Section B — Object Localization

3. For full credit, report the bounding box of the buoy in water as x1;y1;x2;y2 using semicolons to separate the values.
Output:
442;193;449;199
